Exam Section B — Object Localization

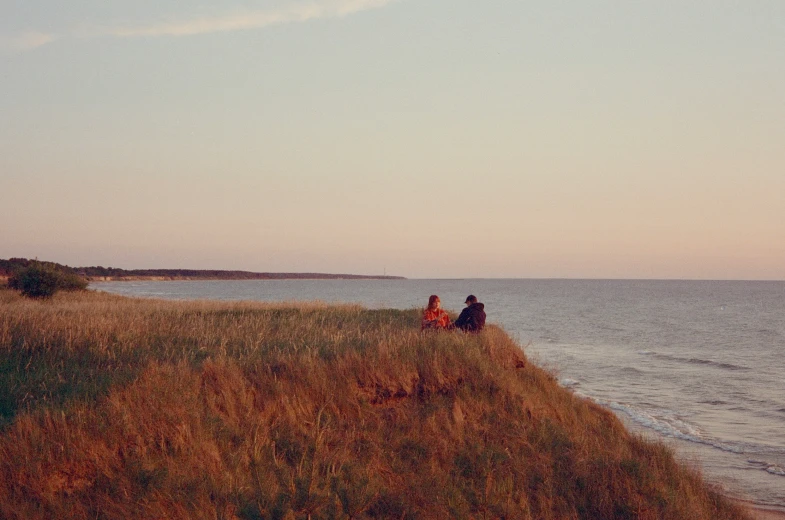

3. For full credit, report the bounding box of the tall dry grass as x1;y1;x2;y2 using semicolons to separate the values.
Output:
0;287;752;519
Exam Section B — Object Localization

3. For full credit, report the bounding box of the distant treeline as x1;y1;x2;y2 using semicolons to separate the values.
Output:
0;258;404;281
0;258;80;277
78;267;404;280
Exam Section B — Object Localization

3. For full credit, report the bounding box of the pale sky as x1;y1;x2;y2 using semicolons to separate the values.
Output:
2;1;784;279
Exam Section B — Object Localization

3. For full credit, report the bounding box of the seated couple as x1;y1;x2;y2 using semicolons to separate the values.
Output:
422;294;486;333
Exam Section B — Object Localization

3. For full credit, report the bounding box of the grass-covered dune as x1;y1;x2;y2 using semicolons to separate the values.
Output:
0;288;751;520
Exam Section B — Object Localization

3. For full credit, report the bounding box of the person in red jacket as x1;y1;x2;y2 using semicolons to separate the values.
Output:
422;295;452;330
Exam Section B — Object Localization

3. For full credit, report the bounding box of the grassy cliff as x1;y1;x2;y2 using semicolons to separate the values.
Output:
0;288;751;519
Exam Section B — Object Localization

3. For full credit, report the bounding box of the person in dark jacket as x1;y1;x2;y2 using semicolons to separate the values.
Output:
454;294;486;332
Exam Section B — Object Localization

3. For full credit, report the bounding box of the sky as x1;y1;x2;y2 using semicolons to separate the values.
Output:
1;0;784;279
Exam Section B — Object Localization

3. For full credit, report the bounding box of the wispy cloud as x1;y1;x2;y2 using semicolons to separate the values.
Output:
106;0;399;37
3;31;58;51
3;0;400;52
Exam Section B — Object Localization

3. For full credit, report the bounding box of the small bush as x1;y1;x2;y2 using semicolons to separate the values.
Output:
55;270;89;292
8;263;87;298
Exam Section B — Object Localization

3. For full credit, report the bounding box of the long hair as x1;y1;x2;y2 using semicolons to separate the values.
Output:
428;295;440;309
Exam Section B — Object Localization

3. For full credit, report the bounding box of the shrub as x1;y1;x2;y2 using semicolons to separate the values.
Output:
55;270;89;292
8;263;87;298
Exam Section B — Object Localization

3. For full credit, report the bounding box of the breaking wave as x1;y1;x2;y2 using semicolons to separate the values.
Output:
639;351;750;371
588;398;785;481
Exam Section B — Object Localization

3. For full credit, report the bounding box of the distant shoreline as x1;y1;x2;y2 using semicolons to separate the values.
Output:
0;259;405;283
86;274;406;282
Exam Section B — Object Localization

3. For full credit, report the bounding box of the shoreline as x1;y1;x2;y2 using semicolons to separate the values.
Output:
608;406;785;517
86;275;406;282
733;500;785;520
0;260;406;283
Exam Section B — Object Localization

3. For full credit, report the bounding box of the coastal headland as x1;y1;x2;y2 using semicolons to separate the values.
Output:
82;272;406;282
0;258;405;283
0;287;762;519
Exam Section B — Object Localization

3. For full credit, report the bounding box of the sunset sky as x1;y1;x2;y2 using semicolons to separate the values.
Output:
2;1;783;279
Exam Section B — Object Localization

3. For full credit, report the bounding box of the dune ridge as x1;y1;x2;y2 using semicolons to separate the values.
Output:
0;288;754;519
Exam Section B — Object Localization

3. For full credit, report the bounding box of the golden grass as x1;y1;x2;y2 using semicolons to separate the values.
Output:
0;287;752;519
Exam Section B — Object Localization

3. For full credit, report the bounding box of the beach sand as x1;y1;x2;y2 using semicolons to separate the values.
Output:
749;508;785;520
750;509;785;520
734;500;785;520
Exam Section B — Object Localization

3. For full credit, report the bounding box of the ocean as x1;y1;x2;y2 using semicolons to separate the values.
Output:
91;278;785;511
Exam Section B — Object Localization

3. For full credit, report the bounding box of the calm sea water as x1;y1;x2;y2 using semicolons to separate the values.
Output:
92;279;785;510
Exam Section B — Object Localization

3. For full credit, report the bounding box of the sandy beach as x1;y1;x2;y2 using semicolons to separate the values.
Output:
735;500;785;520
752;511;785;520
749;509;785;520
